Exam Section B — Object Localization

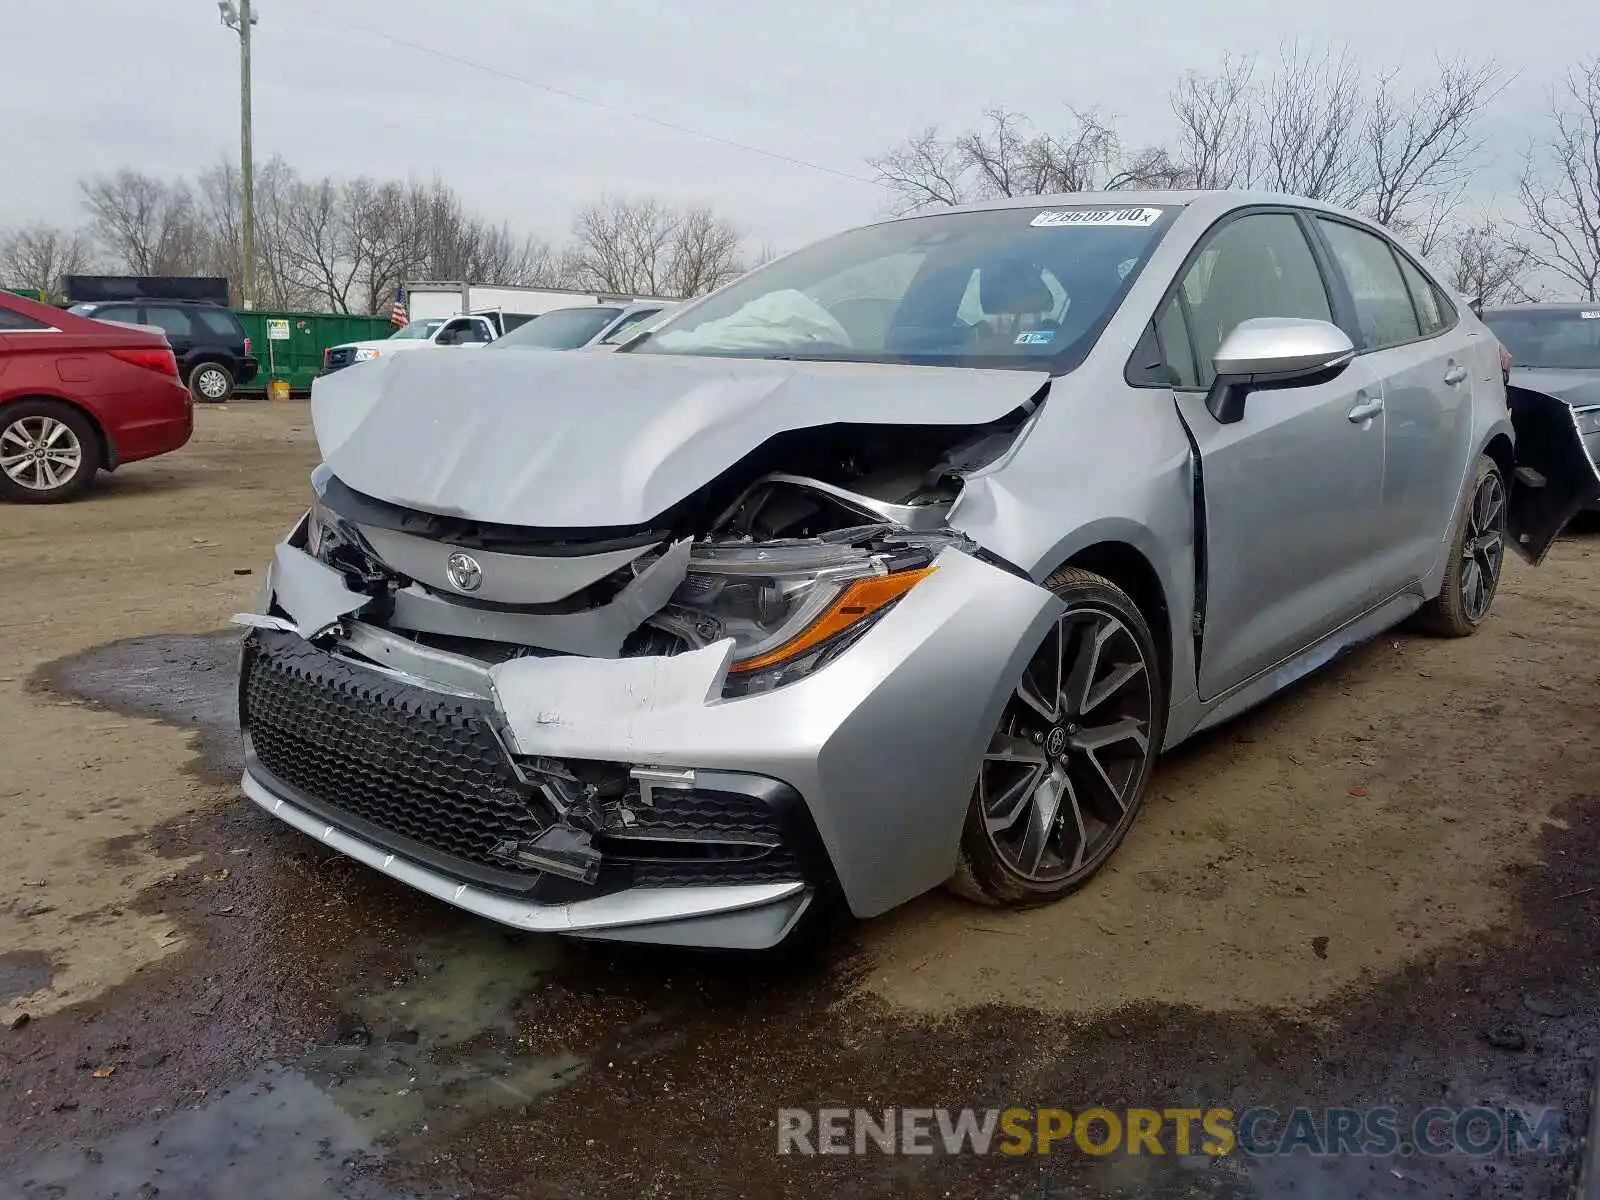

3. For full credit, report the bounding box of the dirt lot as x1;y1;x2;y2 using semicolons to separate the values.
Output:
1;402;1598;1199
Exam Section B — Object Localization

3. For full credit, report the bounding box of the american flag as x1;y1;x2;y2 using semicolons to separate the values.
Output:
390;288;409;327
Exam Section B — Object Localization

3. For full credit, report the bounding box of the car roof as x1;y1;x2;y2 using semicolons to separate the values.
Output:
877;188;1378;227
77;297;232;309
1481;302;1600;314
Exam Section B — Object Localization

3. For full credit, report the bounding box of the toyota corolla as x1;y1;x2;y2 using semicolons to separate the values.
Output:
236;192;1600;949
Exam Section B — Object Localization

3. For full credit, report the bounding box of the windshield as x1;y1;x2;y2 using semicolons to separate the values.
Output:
1482;309;1600;370
389;318;446;341
631;204;1175;370
490;306;623;350
599;307;666;345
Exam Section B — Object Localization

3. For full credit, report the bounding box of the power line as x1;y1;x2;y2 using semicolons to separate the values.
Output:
292;4;882;189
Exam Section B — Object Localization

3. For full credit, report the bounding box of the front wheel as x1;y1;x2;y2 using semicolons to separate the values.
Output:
948;567;1166;906
1414;455;1506;637
190;361;235;403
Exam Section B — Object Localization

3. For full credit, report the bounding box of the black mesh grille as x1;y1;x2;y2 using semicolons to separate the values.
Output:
242;631;547;871
606;786;805;887
241;631;814;891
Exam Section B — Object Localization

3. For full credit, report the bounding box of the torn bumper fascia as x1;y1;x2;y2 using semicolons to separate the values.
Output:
241;773;812;949
241;530;1062;923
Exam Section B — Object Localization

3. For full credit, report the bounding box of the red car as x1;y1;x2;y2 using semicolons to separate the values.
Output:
0;290;193;503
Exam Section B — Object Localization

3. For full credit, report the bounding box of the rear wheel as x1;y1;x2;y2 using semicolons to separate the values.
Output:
1415;455;1506;637
190;361;234;403
0;400;100;504
949;568;1166;906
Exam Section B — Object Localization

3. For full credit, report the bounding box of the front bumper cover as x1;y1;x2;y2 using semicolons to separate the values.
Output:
240;533;1060;944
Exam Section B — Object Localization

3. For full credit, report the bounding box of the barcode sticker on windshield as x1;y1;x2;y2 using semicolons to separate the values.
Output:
1581;311;1600;319
1030;207;1163;228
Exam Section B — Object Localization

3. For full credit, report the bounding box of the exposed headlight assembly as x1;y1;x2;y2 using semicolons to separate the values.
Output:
354;347;383;362
656;541;937;696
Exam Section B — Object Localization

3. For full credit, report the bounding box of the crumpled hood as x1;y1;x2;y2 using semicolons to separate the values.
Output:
312;349;1048;528
1509;368;1600;409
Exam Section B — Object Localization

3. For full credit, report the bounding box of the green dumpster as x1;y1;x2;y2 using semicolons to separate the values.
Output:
235;310;395;395
3;287;47;303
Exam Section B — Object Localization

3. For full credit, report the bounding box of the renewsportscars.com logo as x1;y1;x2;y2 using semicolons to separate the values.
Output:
776;1106;1566;1158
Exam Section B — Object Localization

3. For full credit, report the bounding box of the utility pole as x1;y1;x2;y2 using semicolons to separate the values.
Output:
219;0;257;309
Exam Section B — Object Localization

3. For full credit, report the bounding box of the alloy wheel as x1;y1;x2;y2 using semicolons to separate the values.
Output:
1461;470;1506;623
0;416;84;493
195;366;230;400
979;605;1155;883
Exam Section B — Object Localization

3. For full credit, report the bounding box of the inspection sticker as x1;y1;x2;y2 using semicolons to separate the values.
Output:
1030;206;1163;228
1015;330;1056;345
1581;311;1600;319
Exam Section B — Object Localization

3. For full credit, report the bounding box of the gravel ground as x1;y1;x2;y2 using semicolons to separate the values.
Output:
0;402;1597;1199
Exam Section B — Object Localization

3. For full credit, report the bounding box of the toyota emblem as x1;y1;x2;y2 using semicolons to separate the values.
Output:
445;551;483;592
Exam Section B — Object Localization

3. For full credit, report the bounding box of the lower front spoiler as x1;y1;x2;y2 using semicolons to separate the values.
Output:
241;770;813;950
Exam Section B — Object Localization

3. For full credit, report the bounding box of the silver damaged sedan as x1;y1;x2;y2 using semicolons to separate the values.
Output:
238;192;1600;949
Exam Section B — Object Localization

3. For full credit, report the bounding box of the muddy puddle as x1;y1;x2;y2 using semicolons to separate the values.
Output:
2;632;1597;1199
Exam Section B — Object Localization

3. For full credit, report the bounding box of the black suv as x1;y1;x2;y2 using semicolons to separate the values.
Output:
67;299;259;402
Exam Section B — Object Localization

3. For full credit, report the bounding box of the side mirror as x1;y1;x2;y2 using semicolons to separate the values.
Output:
1207;317;1356;424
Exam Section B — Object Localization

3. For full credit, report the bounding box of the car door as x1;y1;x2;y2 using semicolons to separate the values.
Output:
1311;217;1477;590
139;305;197;369
1153;209;1389;700
1505;390;1600;562
433;318;478;347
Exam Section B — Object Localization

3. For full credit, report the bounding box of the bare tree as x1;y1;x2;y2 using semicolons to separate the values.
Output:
0;224;93;294
1258;45;1368;204
867;126;970;214
281;175;362;312
344;178;413;315
871;47;1498;247
868;107;1129;213
664;206;745;297
1364;58;1505;253
568;195;680;294
1518;58;1600;299
1439;217;1535;307
80;169;203;275
1167;54;1258;188
59;161;740;313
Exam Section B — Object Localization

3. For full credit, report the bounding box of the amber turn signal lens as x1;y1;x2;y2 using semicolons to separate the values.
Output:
729;566;937;674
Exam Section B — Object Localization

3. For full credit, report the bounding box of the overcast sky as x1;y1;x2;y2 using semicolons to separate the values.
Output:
1;0;1591;253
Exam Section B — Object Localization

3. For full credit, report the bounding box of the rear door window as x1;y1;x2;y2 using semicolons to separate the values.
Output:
142;307;195;338
1394;254;1454;337
1315;219;1422;350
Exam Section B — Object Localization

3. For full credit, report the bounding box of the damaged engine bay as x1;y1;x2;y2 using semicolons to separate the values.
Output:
237;404;1040;902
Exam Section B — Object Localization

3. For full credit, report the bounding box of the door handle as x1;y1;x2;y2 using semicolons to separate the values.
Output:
1444;363;1468;386
1347;396;1384;423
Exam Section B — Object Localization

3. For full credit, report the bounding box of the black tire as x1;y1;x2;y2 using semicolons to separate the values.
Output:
190;361;235;403
1414;455;1506;638
948;567;1167;907
0;399;101;504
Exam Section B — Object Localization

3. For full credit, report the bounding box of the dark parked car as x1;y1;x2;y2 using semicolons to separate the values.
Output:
1480;303;1600;507
67;298;258;402
0;291;193;502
